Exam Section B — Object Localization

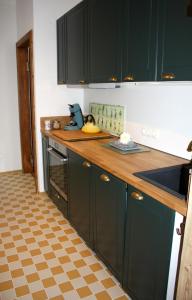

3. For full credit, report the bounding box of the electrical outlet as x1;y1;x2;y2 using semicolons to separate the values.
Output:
142;127;159;139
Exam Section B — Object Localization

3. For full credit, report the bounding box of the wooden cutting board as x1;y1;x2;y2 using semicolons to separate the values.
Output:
52;130;112;141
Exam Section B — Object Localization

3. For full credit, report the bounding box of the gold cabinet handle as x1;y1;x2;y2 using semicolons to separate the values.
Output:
109;75;118;82
82;161;91;168
161;73;176;80
100;174;110;182
123;74;134;81
79;80;86;84
58;80;65;84
131;191;143;201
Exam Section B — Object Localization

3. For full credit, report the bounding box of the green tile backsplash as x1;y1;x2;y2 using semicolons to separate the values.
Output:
89;103;124;135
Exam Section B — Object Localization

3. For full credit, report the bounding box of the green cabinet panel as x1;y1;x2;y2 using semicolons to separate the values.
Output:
49;185;68;219
122;0;158;81
93;166;127;281
57;0;192;83
157;0;192;81
42;135;49;192
68;150;93;246
57;15;66;84
123;185;175;300
88;0;123;83
65;1;88;84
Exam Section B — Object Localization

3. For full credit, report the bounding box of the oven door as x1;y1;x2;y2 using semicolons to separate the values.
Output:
47;147;68;201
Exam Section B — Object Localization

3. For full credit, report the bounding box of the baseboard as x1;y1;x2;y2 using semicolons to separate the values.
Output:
0;170;22;176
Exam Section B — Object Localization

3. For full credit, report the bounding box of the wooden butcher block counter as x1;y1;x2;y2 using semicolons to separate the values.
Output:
43;129;189;216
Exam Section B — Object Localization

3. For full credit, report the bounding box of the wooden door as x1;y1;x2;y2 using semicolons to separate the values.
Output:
88;0;123;83
93;166;127;281
16;31;37;187
123;185;175;300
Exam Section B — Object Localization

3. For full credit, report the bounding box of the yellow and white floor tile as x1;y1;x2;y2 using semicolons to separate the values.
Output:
0;173;129;300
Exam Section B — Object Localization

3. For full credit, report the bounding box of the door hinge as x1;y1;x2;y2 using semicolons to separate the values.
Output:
26;61;30;72
30;154;34;168
27;46;30;72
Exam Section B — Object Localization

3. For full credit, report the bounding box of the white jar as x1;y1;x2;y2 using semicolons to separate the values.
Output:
44;120;52;131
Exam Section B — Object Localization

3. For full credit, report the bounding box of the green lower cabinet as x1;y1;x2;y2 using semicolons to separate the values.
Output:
68;150;93;247
49;185;68;219
93;166;127;281
68;150;176;298
123;185;175;300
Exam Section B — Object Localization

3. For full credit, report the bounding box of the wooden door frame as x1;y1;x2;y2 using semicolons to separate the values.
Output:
16;30;38;190
176;171;192;299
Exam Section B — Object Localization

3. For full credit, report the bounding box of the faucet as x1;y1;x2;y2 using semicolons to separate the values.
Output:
187;141;192;152
187;141;192;163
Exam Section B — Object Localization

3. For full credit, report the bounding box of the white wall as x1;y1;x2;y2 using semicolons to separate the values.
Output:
0;0;21;172
33;0;83;191
16;0;33;39
84;83;192;160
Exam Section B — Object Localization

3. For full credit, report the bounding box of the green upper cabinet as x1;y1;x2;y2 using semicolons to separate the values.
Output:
122;0;158;82
93;166;127;281
88;0;123;83
157;0;192;81
65;1;88;84
57;15;66;84
123;185;175;300
68;150;93;247
57;0;192;83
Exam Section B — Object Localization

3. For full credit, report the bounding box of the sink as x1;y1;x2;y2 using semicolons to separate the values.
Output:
134;165;187;200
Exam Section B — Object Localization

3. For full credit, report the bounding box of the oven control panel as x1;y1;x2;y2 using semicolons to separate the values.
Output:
48;138;68;157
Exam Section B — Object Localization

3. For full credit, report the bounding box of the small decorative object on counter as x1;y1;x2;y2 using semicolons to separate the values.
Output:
81;114;101;133
53;120;61;130
120;132;131;144
44;120;52;131
64;103;84;130
89;103;124;136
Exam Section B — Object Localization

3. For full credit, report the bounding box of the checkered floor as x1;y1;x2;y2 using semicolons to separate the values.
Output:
0;172;129;300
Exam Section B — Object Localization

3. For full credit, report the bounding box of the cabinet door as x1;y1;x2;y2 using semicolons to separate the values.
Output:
158;0;192;81
123;185;175;300
89;0;123;83
42;135;49;192
93;166;127;281
49;185;68;218
122;0;158;82
57;15;66;84
66;1;88;84
68;151;92;246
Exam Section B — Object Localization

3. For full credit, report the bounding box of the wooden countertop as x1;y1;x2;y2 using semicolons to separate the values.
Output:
43;129;188;216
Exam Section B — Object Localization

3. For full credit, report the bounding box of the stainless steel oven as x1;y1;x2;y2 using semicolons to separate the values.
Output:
47;137;68;217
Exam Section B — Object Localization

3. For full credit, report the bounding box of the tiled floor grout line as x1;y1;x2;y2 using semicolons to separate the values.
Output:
0;173;129;300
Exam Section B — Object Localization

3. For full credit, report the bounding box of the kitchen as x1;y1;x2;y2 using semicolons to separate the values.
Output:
1;0;192;299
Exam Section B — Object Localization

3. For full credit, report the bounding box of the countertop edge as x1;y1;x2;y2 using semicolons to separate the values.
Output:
42;130;188;216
